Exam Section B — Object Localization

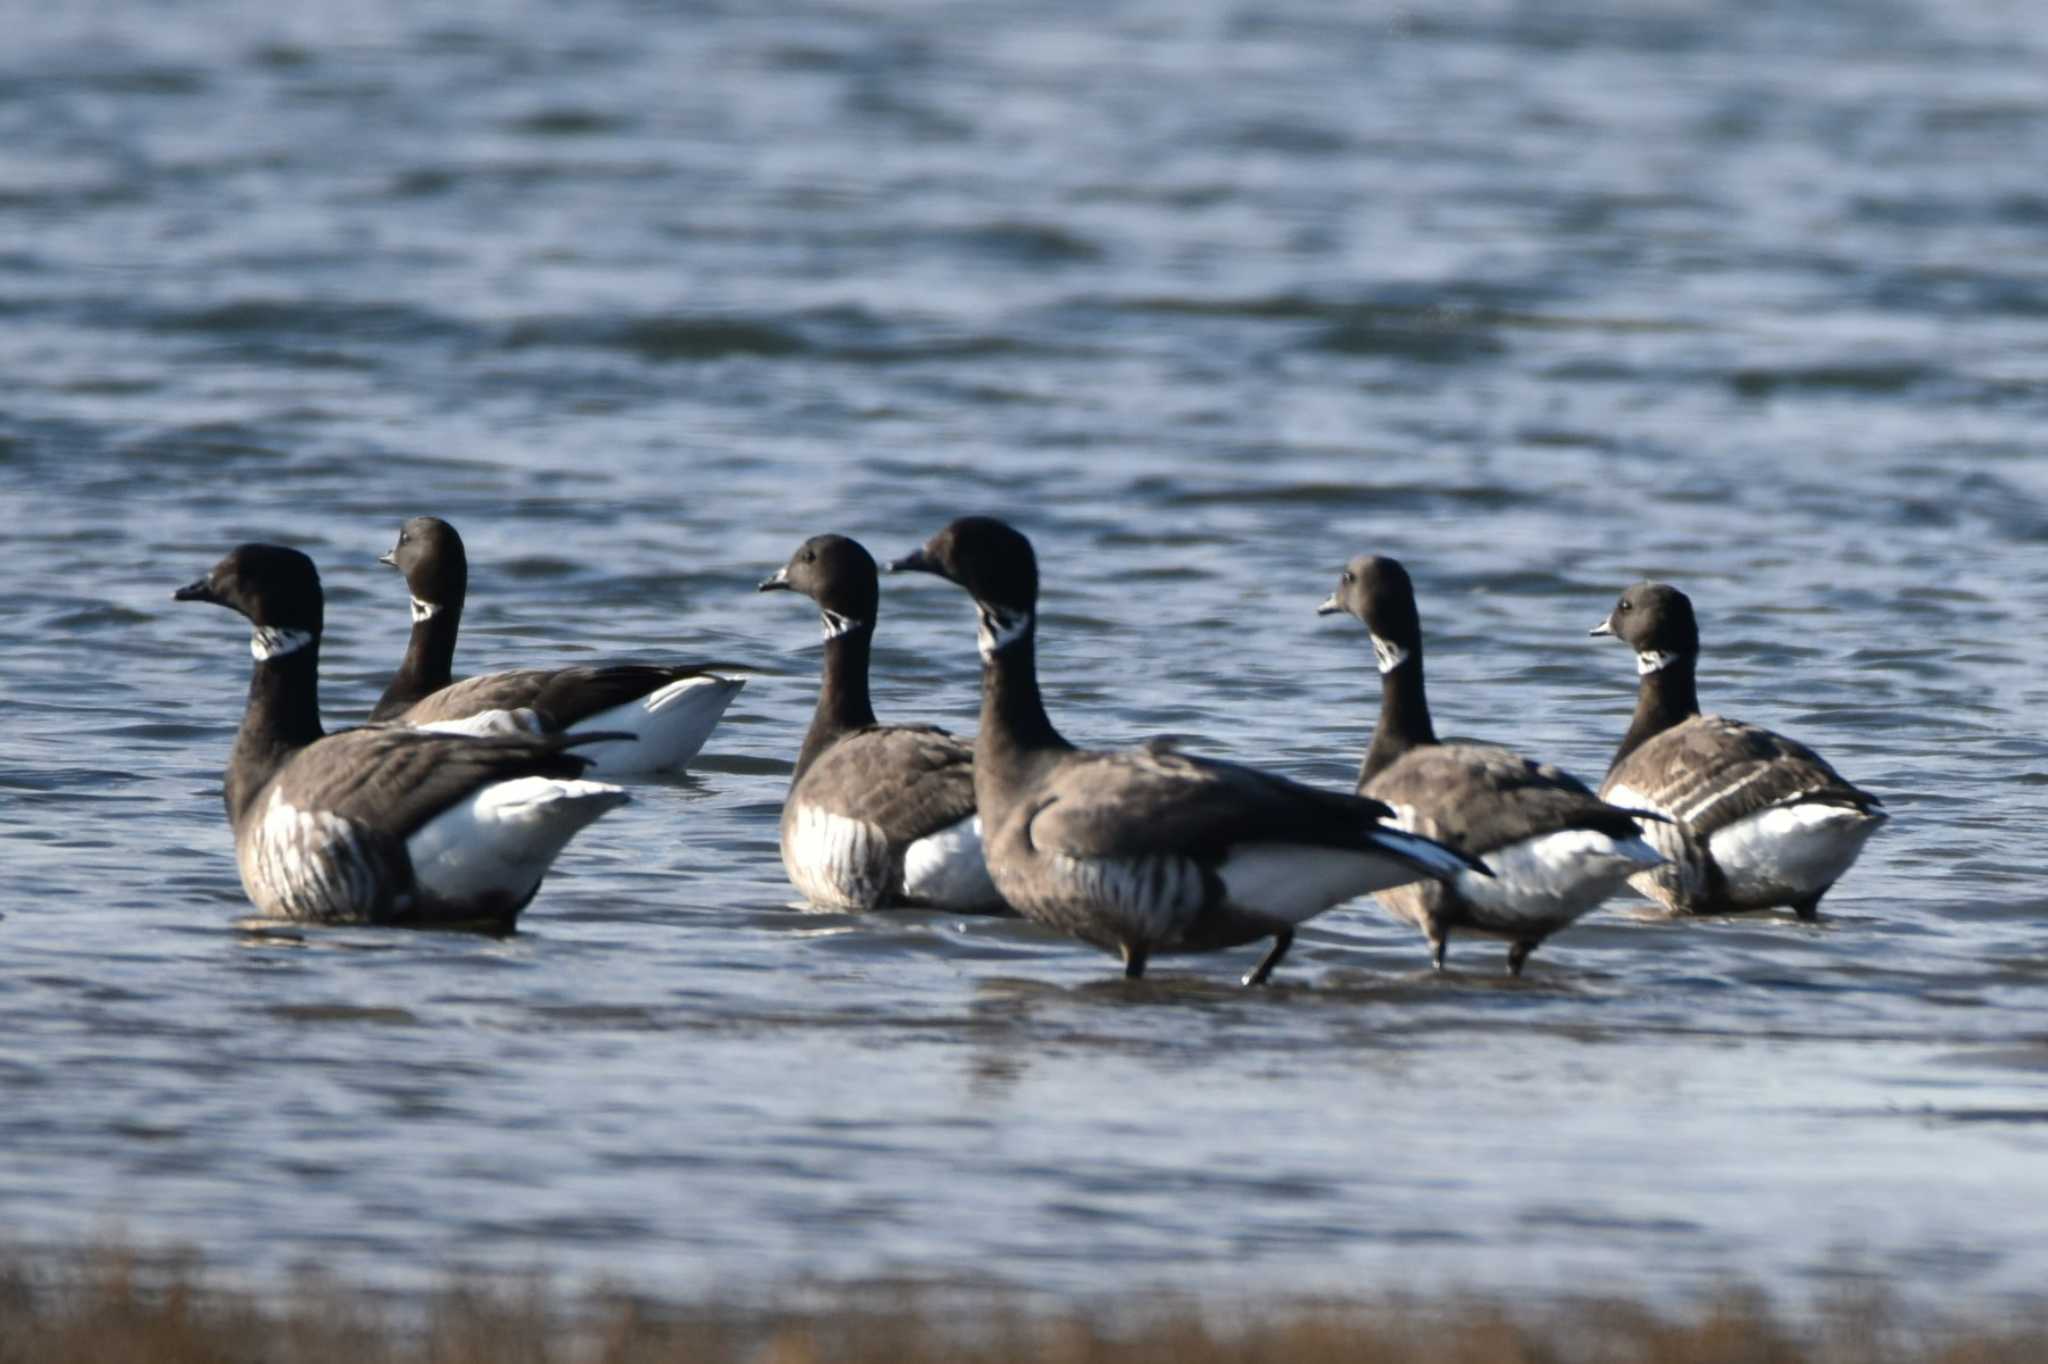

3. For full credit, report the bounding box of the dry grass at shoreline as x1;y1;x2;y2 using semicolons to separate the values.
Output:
2;1246;2044;1364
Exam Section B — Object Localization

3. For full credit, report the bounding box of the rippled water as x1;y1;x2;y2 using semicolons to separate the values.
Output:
4;0;2047;1313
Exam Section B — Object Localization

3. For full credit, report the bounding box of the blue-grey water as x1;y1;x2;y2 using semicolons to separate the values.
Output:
4;0;2047;1315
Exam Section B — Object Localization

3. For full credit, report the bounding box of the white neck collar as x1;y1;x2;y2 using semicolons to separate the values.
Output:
410;596;441;624
1637;649;1681;676
251;625;315;662
977;605;1032;662
820;609;865;641
1371;633;1411;675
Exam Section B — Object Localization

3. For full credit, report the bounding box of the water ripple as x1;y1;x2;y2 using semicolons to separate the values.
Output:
1;0;2045;1316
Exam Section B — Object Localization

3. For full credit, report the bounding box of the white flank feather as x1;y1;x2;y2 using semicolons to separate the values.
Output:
415;707;545;737
1598;782;1696;896
407;776;628;908
240;788;381;922
1044;853;1207;942
901;815;1002;910
783;804;889;909
564;674;745;776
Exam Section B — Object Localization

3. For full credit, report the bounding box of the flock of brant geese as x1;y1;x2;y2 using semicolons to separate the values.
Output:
176;514;1888;983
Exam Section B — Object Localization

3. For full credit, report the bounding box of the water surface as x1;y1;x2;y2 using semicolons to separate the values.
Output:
3;0;2047;1313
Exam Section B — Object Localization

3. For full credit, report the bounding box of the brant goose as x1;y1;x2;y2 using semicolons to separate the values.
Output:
177;543;629;928
369;516;743;777
889;516;1484;984
1321;555;1662;974
1591;582;1887;918
758;534;1003;912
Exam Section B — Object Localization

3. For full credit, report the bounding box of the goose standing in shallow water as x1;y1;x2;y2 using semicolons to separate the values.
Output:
1591;581;1887;918
370;516;743;777
889;516;1485;985
759;534;1004;912
1321;555;1662;974
176;544;629;929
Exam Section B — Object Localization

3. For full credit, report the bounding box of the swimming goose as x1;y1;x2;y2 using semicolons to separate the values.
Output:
1591;581;1887;918
759;533;1003;912
1321;555;1661;974
889;516;1484;985
177;543;629;928
370;516;743;777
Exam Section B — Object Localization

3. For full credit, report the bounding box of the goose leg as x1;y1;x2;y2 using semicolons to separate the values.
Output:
1121;944;1148;980
1241;929;1293;988
1790;891;1824;923
1506;939;1535;977
1430;929;1449;972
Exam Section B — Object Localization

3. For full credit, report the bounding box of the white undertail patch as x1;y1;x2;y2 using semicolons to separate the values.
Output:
1706;802;1887;904
977;605;1033;661
564;674;745;776
407;776;628;909
250;626;315;661
1456;828;1664;928
1603;777;1884;911
902;815;1002;909
1219;843;1431;923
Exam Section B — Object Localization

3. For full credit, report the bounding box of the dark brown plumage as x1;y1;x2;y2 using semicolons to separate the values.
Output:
791;724;979;846
1321;553;1661;973
370;516;742;776
1592;581;1886;917
394;663;721;732
176;543;628;928
890;517;1486;985
761;533;1002;912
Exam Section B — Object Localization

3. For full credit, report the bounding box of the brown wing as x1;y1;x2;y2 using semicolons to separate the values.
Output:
1023;745;1472;868
268;726;602;841
795;725;978;844
1600;714;1882;838
398;664;729;730
1364;743;1648;854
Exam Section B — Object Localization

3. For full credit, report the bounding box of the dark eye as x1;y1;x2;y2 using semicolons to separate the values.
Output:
1618;600;1631;611
802;550;815;563
1341;571;1353;583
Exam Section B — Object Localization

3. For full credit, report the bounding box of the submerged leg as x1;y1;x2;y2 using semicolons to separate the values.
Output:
1790;890;1824;922
1430;928;1449;972
1121;943;1148;980
1242;929;1293;988
1506;939;1535;977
